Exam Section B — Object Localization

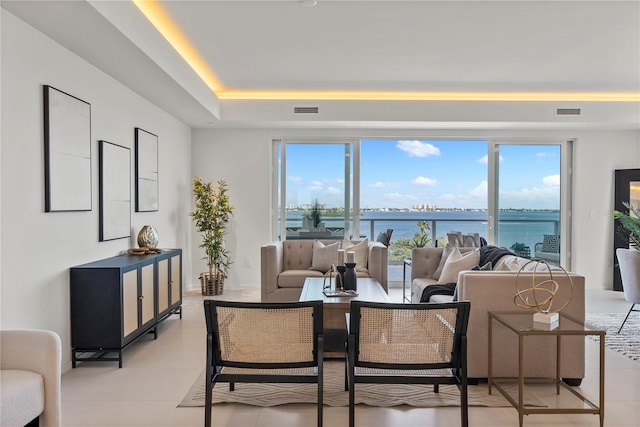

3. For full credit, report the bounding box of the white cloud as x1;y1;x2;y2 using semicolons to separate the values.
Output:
412;176;438;186
325;186;341;195
537;152;554;158
469;180;488;197
369;181;400;189
288;175;303;184
542;174;560;187
478;154;503;164
397;140;441;157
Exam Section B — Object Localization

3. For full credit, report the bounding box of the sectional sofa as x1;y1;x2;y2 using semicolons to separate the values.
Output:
410;246;585;383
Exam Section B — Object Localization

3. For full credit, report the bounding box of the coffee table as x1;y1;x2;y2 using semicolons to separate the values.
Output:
299;277;390;357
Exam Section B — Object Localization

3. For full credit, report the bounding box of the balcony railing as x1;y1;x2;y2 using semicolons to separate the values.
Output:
284;215;560;254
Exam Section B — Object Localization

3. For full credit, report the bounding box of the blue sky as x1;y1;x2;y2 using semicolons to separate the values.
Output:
284;140;561;210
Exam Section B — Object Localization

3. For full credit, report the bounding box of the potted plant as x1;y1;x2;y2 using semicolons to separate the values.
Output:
191;177;234;295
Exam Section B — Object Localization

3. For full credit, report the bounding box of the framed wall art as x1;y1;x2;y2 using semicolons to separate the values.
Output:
43;85;92;212
99;140;131;241
135;128;159;212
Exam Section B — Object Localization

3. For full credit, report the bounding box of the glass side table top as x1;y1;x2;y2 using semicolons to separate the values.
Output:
489;311;604;336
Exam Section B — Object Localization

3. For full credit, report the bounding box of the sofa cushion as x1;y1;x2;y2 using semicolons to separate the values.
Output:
432;243;455;280
342;239;369;273
437;247;480;284
0;370;44;426
278;269;324;287
310;240;340;272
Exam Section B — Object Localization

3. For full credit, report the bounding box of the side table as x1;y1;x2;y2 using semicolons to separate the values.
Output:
488;311;605;427
402;259;411;303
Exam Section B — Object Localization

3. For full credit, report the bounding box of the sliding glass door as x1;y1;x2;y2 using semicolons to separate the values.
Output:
488;141;572;267
276;140;355;240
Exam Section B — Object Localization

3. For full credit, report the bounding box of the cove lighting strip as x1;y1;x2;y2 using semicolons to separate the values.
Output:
133;1;640;103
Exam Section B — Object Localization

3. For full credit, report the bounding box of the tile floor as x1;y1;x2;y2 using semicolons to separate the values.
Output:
61;286;640;426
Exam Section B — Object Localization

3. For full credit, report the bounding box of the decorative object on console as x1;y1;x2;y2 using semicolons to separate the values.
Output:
43;85;92;213
99;140;131;241
134;128;159;212
137;224;159;249
514;259;573;329
191;177;234;296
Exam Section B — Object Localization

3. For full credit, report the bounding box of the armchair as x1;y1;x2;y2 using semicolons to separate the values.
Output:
0;329;62;427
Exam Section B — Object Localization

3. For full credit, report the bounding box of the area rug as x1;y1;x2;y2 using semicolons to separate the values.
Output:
585;312;640;362
178;361;544;408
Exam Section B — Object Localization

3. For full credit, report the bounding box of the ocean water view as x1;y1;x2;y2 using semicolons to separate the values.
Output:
285;210;559;253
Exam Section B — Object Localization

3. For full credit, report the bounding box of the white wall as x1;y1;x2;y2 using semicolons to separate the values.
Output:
0;11;193;370
191;127;639;293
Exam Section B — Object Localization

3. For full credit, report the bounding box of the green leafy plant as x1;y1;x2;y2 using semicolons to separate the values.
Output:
389;221;432;260
306;199;322;228
614;201;640;251
191;177;234;280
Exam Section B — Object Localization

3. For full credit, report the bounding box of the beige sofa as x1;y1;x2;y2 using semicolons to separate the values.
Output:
261;239;388;302
410;247;585;383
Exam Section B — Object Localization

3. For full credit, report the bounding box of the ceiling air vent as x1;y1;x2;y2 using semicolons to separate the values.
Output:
293;106;319;115
555;108;582;116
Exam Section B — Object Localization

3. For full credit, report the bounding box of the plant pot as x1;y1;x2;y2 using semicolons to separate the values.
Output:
616;248;640;300
200;271;225;296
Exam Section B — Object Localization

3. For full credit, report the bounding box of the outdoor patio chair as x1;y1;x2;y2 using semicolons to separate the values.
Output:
203;300;324;427
347;300;471;427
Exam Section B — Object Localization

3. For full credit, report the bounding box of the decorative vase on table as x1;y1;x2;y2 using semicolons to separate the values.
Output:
137;225;159;249
344;262;357;291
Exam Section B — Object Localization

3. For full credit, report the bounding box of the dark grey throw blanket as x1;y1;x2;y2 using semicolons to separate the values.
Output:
419;245;515;302
479;245;515;267
420;283;456;302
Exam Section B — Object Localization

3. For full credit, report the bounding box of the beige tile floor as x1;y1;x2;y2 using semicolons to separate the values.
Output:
61;286;640;427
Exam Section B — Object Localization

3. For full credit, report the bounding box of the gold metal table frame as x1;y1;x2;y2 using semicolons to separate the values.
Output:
488;311;605;427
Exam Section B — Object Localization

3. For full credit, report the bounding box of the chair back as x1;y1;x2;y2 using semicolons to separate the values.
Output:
204;300;323;369
349;301;470;370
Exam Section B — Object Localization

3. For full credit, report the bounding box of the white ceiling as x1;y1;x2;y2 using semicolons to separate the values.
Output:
3;0;639;129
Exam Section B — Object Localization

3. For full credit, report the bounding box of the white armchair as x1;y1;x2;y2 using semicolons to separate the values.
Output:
0;329;62;427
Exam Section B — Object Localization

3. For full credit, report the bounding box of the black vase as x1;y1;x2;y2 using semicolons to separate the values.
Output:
344;262;357;291
336;265;346;290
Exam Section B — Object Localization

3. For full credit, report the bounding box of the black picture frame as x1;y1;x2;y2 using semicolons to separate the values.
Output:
134;128;159;212
99;140;131;241
43;85;92;212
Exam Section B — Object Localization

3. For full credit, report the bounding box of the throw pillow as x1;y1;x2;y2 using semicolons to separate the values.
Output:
342;239;369;272
310;240;340;273
432;244;455;280
541;234;560;253
437;248;480;285
495;257;523;272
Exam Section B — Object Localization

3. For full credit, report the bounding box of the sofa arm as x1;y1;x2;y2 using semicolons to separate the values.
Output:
457;271;585;379
261;241;284;301
0;329;62;427
367;242;388;292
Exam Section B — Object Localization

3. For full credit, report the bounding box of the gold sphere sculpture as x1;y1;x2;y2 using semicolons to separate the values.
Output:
514;259;573;314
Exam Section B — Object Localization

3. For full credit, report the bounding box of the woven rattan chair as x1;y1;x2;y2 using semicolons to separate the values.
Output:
347;300;471;427
203;300;324;427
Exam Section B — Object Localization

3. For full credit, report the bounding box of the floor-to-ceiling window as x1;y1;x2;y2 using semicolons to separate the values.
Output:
274;138;572;267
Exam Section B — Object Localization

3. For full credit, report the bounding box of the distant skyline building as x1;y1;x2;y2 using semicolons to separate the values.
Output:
411;203;437;211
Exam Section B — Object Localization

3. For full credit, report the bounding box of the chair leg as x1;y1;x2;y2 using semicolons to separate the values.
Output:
433;384;439;393
618;304;636;333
